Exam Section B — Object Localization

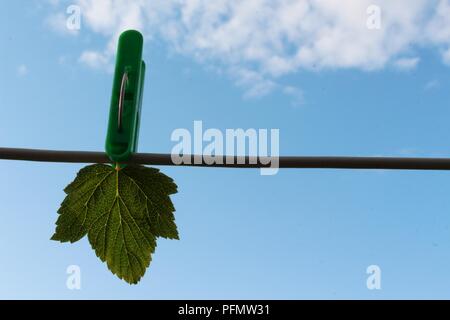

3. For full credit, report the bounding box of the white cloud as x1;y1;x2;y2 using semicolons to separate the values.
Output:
17;64;28;77
426;0;450;44
48;0;450;97
78;50;111;71
393;57;420;70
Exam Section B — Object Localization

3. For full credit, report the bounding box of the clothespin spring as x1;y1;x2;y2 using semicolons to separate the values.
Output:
117;72;129;132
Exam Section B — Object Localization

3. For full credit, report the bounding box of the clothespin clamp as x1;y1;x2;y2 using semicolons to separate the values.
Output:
105;30;146;167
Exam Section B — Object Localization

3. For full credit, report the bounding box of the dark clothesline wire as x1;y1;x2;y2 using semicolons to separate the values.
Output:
1;147;450;170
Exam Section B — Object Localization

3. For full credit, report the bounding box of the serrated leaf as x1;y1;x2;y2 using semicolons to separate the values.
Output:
51;164;178;284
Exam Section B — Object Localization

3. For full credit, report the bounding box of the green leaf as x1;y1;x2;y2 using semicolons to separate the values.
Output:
51;164;178;284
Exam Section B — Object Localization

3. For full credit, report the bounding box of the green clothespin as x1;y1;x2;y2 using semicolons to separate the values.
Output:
105;30;146;167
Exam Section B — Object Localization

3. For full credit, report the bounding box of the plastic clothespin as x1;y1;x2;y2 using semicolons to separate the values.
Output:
105;30;146;166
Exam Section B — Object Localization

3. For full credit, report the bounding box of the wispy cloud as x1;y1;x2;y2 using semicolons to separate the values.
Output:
17;64;28;77
78;50;111;71
424;79;440;91
443;49;450;66
283;86;305;107
231;67;277;98
393;57;421;71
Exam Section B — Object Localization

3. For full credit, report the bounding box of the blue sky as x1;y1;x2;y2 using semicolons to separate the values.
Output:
2;0;450;299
